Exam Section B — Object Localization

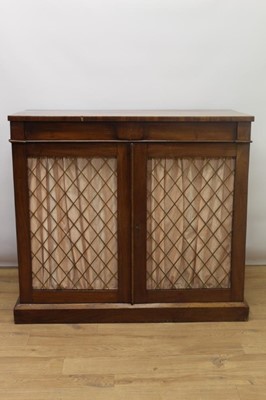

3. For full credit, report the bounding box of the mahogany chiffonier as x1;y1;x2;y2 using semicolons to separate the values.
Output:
8;110;254;323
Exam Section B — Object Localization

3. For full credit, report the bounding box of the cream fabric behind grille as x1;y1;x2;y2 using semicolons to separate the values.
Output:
146;158;235;290
28;157;118;290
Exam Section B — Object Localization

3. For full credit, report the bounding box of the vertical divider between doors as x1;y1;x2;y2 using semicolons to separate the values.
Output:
131;143;148;303
117;144;132;303
130;143;134;304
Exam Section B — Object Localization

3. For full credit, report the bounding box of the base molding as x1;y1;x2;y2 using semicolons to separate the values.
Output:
14;299;249;324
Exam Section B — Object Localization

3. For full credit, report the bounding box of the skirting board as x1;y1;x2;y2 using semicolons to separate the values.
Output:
14;299;249;324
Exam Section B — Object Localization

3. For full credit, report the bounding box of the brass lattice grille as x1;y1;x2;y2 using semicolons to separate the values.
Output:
146;158;235;290
28;157;118;290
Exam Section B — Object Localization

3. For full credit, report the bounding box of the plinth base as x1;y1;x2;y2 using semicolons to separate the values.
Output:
14;299;249;324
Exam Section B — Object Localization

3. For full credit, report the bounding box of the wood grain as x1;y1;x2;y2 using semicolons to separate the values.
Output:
8;109;254;122
10;113;253;324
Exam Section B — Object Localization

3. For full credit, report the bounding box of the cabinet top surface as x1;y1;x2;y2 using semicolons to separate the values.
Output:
8;109;254;122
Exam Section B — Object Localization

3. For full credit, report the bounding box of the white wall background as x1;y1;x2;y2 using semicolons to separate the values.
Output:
0;0;265;266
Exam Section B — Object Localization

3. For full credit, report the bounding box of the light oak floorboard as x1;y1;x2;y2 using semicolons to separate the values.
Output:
0;266;266;399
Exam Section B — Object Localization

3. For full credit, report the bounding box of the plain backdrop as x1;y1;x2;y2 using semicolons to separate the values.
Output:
0;0;265;266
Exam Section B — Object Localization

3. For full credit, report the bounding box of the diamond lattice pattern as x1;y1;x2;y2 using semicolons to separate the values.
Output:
28;157;118;290
147;157;235;289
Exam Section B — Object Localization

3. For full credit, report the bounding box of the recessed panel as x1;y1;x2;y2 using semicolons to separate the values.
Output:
28;157;118;290
146;157;235;290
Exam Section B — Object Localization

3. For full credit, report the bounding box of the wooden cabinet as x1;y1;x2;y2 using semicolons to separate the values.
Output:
8;110;254;323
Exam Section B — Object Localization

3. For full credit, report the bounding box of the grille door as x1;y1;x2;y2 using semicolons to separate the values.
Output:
26;143;131;303
146;157;235;290
132;143;237;303
29;157;118;290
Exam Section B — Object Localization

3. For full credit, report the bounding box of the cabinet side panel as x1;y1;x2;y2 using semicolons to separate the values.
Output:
12;144;32;302
231;144;250;301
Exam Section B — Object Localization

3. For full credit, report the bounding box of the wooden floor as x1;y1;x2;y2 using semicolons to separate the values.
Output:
0;267;266;399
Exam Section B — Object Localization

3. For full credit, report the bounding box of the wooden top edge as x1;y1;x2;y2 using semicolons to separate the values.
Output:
8;109;255;122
